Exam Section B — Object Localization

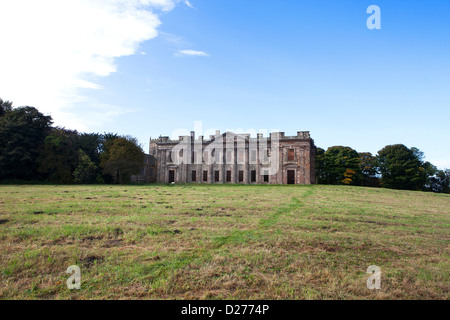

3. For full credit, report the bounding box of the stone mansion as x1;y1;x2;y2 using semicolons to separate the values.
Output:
143;130;316;185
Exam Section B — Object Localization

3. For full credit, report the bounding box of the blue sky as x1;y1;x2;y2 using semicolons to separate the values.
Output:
1;1;449;168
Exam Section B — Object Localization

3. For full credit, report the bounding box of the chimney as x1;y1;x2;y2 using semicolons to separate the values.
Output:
297;131;310;139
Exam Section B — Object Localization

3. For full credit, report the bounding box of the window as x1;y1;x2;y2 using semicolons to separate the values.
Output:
288;149;295;161
215;170;220;182
203;170;208;182
251;170;256;182
192;170;196;182
227;170;231;182
239;170;244;182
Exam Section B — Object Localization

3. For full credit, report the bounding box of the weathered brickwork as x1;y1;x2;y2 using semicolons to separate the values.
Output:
149;131;316;185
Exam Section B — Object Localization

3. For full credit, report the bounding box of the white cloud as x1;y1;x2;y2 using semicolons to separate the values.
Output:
160;31;188;46
0;0;177;130
184;1;196;9
175;49;209;57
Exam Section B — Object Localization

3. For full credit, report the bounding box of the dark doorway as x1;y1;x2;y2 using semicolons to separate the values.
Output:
251;170;256;182
169;170;175;183
215;170;220;182
191;170;196;182
238;170;244;182
287;170;295;184
264;174;269;183
203;170;208;182
226;170;231;182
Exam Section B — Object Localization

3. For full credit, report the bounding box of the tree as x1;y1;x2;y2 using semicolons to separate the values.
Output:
435;169;450;194
342;168;357;185
0;98;13;117
425;167;450;193
74;133;102;164
73;150;98;183
315;147;325;184
321;146;361;185
100;136;144;184
377;144;425;190
37;128;79;183
0;106;52;180
421;161;437;192
358;152;380;187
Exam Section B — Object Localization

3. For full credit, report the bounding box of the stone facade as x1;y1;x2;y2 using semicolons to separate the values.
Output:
149;131;316;185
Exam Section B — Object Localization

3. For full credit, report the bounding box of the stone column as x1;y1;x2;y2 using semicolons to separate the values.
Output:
162;149;167;183
233;144;238;183
281;148;286;184
245;141;250;184
299;147;305;184
304;146;311;185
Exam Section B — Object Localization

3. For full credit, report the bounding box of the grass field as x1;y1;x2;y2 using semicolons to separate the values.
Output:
0;184;448;300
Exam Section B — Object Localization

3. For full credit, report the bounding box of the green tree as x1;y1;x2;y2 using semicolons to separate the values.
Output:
73;149;98;183
37;128;79;183
315;147;325;184
425;167;450;193
0;106;52;180
74;133;102;164
377;144;425;190
358;152;380;187
422;161;437;192
321;146;361;185
0;98;13;117
100;136;144;184
435;169;450;194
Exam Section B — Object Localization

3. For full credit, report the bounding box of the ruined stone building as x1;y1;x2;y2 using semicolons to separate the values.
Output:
148;130;316;185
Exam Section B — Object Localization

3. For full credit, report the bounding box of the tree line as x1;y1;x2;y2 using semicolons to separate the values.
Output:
1;97;449;192
0;98;144;184
315;145;449;193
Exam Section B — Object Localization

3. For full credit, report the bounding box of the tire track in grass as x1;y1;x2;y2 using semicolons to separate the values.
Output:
259;188;314;228
212;187;314;248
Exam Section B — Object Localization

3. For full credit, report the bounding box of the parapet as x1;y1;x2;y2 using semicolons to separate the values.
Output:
152;130;312;144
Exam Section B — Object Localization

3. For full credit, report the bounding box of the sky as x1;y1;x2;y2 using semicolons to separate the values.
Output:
1;0;449;168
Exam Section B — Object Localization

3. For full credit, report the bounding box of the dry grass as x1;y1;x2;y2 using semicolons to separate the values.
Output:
0;184;448;299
